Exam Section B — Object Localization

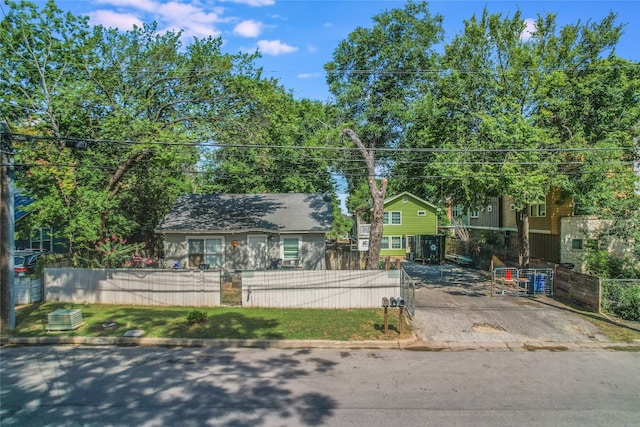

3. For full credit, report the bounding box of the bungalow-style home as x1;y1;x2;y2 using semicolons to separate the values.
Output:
448;188;573;263
355;191;439;262
155;193;333;271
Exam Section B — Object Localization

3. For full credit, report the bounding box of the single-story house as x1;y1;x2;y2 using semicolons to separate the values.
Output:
155;193;333;270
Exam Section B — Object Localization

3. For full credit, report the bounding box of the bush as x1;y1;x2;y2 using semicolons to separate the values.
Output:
603;281;640;321
185;309;208;326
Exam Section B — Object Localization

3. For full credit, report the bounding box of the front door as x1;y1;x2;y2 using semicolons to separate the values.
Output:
247;235;268;270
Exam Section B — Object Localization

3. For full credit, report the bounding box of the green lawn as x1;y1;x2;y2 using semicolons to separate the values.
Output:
12;302;412;341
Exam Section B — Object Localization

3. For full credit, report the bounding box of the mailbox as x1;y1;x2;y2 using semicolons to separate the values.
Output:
382;297;390;308
397;297;405;308
390;297;398;307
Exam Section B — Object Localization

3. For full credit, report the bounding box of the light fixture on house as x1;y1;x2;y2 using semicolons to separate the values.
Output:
231;240;239;248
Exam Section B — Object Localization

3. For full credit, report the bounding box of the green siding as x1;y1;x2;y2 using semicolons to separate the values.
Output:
380;193;438;258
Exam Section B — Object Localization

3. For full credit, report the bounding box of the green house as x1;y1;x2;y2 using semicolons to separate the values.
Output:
380;192;438;259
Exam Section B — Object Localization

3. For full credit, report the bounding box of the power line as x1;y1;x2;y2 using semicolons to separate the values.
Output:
10;132;636;154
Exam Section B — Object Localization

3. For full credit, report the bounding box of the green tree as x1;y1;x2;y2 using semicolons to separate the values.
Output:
400;9;636;267
325;0;443;268
1;1;281;255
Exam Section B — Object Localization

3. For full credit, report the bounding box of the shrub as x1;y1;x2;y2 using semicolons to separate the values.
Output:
185;310;208;326
603;281;640;321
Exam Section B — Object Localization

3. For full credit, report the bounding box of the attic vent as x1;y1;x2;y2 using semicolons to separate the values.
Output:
47;309;83;331
417;211;426;216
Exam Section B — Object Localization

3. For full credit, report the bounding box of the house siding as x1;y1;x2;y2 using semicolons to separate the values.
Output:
162;232;326;270
380;193;438;258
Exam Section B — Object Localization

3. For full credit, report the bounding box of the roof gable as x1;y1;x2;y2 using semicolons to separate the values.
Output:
384;191;437;211
156;193;333;233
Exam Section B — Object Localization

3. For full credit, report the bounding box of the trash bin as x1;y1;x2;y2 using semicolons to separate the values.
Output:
534;274;547;293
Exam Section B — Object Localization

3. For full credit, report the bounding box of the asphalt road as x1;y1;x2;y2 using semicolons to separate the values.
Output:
402;261;612;344
1;346;639;426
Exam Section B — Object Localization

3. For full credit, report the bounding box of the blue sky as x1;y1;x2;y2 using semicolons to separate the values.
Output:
48;0;640;102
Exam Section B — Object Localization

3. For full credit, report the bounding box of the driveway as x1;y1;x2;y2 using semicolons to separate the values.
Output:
402;261;610;344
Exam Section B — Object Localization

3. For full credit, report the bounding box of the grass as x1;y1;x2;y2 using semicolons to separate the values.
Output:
577;312;640;343
12;302;413;341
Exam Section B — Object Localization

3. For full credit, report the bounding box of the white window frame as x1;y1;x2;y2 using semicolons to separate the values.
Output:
469;209;479;218
390;236;403;249
380;236;390;249
383;211;402;225
281;235;301;262
417;210;426;217
187;236;224;268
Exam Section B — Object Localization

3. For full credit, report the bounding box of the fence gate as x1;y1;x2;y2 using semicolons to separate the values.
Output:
221;271;242;306
400;268;416;317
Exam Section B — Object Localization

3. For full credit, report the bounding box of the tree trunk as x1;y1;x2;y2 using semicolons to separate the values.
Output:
515;206;530;268
341;129;388;270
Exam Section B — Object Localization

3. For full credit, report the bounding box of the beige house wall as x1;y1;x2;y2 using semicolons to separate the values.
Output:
560;216;636;273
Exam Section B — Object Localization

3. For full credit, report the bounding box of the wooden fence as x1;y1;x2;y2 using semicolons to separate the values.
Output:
45;268;222;307
44;268;400;309
553;266;601;312
242;270;400;309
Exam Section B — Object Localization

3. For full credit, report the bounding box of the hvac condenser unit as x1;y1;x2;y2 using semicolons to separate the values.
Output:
47;309;84;331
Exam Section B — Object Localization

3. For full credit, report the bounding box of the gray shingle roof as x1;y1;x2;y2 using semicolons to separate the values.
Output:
155;193;333;233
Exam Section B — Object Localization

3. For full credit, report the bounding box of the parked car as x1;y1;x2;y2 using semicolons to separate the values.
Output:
14;251;47;275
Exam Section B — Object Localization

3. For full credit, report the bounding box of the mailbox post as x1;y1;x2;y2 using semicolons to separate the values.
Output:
381;297;390;335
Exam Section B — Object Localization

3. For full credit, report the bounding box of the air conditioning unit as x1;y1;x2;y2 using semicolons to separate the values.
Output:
47;309;84;331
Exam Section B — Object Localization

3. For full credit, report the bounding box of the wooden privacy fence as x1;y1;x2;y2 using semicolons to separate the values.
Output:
45;268;222;307
44;268;401;309
242;270;400;309
553;266;601;313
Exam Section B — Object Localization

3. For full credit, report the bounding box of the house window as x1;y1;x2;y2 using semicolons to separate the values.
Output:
391;236;402;249
282;237;300;261
530;202;546;217
452;205;464;218
383;211;402;225
417;210;426;217
30;227;53;252
571;239;583;250
188;238;223;268
380;237;389;249
469;209;479;218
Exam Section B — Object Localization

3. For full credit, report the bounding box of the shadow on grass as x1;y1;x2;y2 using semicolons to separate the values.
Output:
167;312;285;339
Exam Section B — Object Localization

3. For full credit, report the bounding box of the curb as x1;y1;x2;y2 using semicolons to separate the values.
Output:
2;335;639;351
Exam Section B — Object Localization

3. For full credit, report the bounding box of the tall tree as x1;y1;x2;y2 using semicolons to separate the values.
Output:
400;9;636;267
325;0;443;268
1;1;280;254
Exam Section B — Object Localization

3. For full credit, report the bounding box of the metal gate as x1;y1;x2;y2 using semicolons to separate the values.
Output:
400;268;416;317
492;268;554;296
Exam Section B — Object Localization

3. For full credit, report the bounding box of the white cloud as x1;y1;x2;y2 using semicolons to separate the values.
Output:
297;72;322;79
521;18;537;41
225;0;275;6
234;20;262;38
257;40;298;55
307;44;318;53
95;0;224;41
88;10;144;30
323;22;333;28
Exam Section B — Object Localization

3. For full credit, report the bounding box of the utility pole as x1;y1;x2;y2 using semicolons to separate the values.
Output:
1;122;15;332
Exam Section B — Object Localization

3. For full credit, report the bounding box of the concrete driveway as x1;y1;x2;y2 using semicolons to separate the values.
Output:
402;261;610;344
